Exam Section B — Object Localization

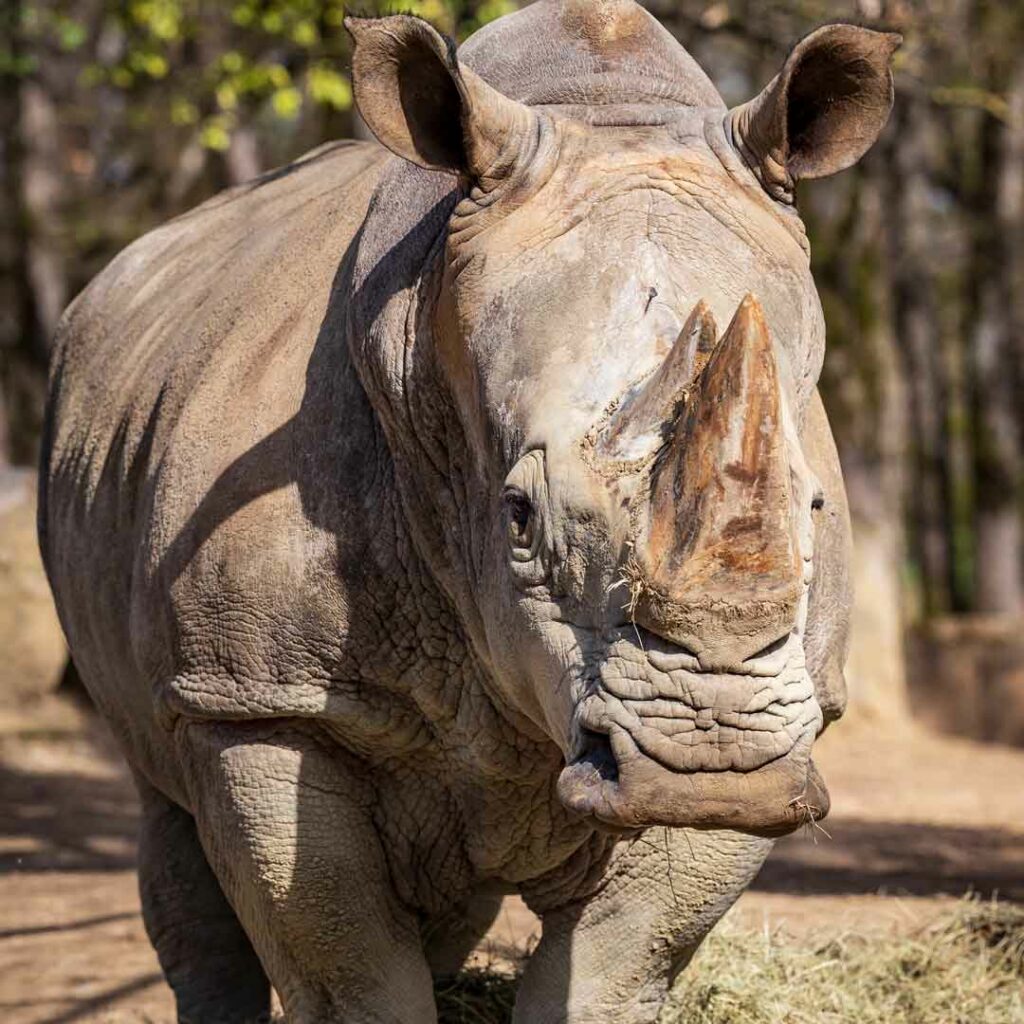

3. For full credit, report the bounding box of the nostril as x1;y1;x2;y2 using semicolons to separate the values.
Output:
747;632;791;662
575;729;619;782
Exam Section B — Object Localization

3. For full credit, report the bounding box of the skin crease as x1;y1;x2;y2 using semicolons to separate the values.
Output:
38;3;893;1021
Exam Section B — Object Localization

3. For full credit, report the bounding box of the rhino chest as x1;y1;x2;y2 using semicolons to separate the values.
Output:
370;756;599;913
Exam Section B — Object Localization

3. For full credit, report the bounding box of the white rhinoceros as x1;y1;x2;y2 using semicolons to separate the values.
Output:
38;2;898;1021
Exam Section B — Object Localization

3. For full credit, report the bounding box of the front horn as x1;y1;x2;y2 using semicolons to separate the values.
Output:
630;294;805;664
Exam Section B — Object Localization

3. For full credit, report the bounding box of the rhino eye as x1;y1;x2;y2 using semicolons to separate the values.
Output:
501;451;548;579
504;490;534;549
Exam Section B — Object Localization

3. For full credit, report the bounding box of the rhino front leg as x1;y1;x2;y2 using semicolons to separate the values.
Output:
136;774;272;1023
177;720;437;1024
514;828;772;1024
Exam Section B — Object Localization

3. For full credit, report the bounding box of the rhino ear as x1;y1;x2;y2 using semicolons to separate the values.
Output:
345;14;536;181
728;24;901;203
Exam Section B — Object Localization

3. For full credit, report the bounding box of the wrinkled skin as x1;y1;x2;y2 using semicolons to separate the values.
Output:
39;3;897;1021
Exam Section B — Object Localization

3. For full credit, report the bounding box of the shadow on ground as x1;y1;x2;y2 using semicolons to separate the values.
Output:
758;819;1024;901
0;759;137;873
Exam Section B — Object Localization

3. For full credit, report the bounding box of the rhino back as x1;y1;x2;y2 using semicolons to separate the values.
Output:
40;140;399;789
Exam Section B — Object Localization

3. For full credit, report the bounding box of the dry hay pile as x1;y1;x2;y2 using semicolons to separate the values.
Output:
433;898;1024;1024
663;898;1024;1024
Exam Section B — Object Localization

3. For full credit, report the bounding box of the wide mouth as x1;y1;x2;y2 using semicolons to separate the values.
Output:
556;629;828;837
558;728;829;837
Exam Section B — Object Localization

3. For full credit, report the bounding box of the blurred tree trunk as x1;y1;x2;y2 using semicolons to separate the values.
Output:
196;8;263;187
890;84;952;616
810;141;909;719
226;126;263;185
840;151;910;718
0;11;64;467
1;0;23;466
972;59;1024;614
0;42;20;468
21;79;68;347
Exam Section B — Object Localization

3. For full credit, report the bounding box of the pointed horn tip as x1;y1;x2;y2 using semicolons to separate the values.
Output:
682;299;718;352
697;294;772;370
727;293;769;336
680;299;711;325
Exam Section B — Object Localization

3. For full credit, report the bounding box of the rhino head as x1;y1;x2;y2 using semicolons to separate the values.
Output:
345;0;898;836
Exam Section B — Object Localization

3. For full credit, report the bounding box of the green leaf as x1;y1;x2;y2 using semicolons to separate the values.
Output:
170;98;199;125
200;116;232;151
307;65;352;111
131;0;183;42
220;51;245;75
267;63;290;88
231;4;255;27
261;10;284;34
57;18;87;51
476;0;517;26
216;83;238;110
403;0;454;32
271;85;302;119
292;20;318;47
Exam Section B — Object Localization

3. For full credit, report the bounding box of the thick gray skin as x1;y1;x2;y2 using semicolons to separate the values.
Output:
39;3;896;1021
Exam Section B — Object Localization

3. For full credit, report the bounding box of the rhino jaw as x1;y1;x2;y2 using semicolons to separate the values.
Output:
557;729;829;837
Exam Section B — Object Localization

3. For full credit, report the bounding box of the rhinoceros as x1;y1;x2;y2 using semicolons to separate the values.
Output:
39;2;898;1020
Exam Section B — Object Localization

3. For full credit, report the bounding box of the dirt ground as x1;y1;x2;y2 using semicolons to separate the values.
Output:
2;697;1022;1024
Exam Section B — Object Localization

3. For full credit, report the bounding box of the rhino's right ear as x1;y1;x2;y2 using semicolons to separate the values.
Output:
728;24;901;203
345;14;536;182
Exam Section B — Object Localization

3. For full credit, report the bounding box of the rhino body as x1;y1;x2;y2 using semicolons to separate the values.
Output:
39;3;897;1021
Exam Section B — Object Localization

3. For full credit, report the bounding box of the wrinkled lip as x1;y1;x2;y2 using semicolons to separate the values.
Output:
557;724;829;838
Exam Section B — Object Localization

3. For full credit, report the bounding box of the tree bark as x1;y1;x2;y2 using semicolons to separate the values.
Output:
972;59;1024;614
814;143;909;719
226;126;262;186
20;79;68;348
889;85;952;616
0;9;66;466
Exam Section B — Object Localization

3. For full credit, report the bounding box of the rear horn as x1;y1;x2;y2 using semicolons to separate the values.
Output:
598;300;717;462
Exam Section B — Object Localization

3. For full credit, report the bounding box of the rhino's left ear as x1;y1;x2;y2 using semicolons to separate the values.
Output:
345;14;537;183
728;24;901;203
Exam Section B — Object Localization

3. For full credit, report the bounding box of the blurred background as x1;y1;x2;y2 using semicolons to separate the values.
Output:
0;2;1022;1022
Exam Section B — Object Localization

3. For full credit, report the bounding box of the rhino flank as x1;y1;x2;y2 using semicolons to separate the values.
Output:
39;2;898;1021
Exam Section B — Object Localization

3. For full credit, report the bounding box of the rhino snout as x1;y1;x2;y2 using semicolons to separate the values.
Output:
558;628;827;836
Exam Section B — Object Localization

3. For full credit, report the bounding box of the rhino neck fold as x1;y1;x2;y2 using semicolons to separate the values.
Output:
347;176;567;769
